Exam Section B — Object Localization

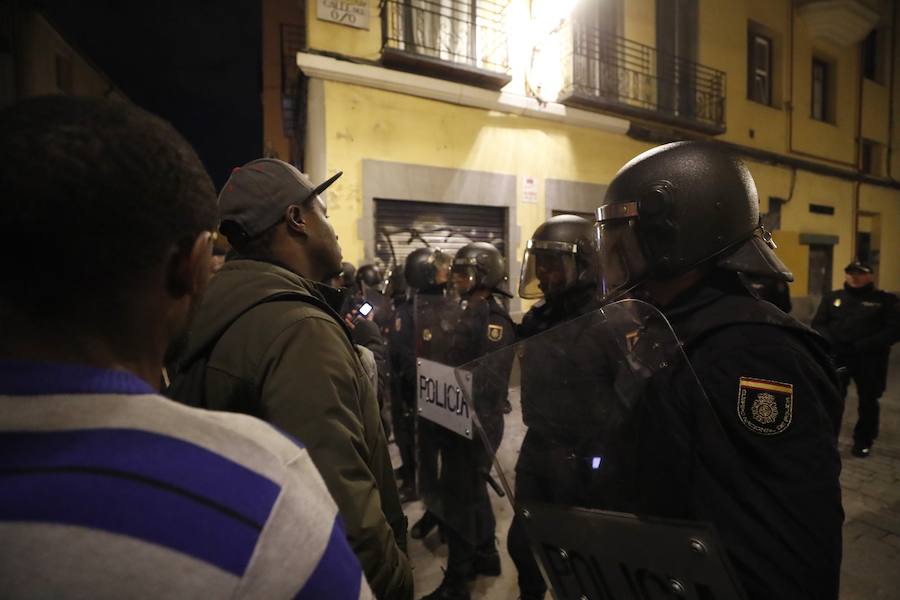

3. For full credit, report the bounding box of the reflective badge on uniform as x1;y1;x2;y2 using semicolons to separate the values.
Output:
833;298;841;307
625;330;640;353
395;317;402;332
422;328;432;341
487;324;503;342
737;377;793;435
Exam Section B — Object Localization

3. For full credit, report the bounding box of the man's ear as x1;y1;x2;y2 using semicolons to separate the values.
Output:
285;205;307;236
167;231;214;298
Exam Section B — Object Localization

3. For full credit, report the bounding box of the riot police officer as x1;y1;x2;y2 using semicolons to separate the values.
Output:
812;260;900;457
356;263;391;329
593;141;843;600
507;215;601;600
357;262;383;294
399;247;451;532
421;242;515;600
385;263;418;501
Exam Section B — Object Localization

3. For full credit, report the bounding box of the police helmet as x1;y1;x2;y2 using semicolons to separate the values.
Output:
452;242;510;297
519;215;598;299
356;264;382;289
339;262;356;288
594;141;792;301
404;247;451;290
384;264;408;298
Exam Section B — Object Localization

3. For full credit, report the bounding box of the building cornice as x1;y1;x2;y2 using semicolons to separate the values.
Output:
295;52;631;136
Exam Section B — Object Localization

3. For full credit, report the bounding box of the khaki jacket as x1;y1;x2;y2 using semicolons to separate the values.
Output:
180;259;412;600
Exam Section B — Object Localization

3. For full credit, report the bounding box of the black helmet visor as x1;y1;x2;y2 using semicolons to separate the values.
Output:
594;201;650;301
451;257;480;295
518;239;579;300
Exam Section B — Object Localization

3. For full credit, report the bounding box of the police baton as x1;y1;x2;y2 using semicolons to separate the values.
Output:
482;470;505;498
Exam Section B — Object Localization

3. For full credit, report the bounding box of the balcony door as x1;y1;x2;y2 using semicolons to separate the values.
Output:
572;0;623;99
656;0;698;119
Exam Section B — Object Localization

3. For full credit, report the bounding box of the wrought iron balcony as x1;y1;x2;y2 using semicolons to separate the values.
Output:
380;0;512;90
555;23;726;134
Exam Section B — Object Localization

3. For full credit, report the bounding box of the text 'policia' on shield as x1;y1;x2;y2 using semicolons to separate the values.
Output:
417;358;473;439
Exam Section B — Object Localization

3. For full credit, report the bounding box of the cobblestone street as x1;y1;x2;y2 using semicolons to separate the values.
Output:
837;350;900;600
402;352;900;599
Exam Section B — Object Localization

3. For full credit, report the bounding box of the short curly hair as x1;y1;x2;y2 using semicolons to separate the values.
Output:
0;96;217;321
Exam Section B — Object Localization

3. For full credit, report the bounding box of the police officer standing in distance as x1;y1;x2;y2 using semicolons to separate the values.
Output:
507;215;600;600
594;142;843;599
813;260;900;457
420;242;515;600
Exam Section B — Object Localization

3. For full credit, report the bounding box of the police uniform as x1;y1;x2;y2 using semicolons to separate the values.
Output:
410;286;447;522
388;293;417;489
812;279;900;452
421;294;515;600
588;141;845;600
507;284;600;600
740;272;792;314
650;270;844;600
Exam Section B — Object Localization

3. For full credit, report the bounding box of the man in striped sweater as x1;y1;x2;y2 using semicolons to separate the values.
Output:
0;96;371;599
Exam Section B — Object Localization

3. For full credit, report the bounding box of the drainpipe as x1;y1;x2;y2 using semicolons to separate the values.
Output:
851;12;868;263
787;1;794;158
888;0;898;180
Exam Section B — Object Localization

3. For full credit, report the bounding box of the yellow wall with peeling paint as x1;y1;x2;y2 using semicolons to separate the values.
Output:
321;79;651;268
280;0;900;297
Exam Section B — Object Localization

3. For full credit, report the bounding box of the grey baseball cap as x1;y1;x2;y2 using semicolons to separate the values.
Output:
218;158;342;244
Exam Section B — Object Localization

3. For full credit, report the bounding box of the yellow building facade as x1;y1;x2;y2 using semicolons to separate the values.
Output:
264;0;899;313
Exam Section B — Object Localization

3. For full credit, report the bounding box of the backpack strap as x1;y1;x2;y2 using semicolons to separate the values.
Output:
166;290;346;407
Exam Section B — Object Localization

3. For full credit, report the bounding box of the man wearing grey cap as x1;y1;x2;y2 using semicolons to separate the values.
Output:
813;260;900;458
170;159;413;600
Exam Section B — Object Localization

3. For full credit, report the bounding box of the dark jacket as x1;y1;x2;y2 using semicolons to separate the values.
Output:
812;283;900;356
740;272;792;314
178;260;413;600
657;271;843;600
352;317;389;409
517;284;602;442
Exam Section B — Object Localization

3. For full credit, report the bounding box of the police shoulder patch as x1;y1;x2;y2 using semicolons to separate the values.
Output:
395;317;402;332
737;377;793;435
422;328;432;341
487;324;503;342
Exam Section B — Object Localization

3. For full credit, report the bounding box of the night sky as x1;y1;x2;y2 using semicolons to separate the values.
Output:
39;0;262;188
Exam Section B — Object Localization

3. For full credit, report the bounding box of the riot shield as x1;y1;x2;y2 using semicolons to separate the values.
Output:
413;293;499;546
453;299;746;600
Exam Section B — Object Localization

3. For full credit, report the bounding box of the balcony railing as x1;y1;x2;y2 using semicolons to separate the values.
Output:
380;0;511;89
555;23;726;134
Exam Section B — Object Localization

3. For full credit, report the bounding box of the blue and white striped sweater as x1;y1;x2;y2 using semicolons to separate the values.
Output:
0;361;372;599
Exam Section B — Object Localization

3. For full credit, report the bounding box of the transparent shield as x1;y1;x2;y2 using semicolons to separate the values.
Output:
413;293;496;545
453;299;746;599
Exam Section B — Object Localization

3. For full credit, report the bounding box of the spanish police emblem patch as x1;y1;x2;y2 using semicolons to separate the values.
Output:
737;377;793;435
422;328;432;341
487;324;503;342
833;298;841;307
395;317;402;332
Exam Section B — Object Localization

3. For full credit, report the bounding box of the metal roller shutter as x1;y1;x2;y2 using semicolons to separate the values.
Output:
374;199;508;273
